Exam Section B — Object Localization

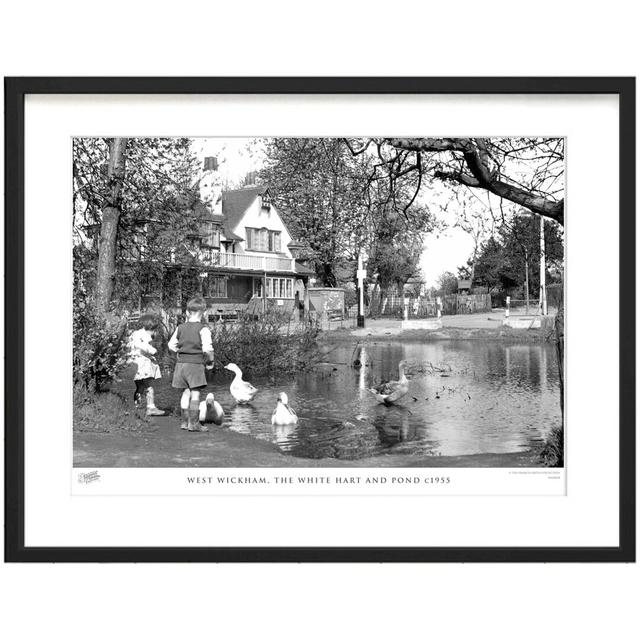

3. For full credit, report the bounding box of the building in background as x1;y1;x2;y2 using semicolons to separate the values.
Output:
141;158;315;321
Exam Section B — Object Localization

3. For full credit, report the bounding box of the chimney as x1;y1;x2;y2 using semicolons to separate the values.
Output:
203;156;218;172
244;170;258;186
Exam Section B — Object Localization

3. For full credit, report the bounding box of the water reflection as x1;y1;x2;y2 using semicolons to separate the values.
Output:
148;340;561;460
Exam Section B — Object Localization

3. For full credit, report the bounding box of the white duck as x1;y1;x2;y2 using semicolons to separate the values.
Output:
224;363;259;404
199;392;224;425
368;360;409;405
271;392;298;426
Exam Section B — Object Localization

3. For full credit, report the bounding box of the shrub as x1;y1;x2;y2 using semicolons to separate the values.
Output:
73;290;130;392
539;425;564;467
209;311;321;377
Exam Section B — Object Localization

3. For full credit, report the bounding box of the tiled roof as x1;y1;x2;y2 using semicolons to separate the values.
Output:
221;185;268;231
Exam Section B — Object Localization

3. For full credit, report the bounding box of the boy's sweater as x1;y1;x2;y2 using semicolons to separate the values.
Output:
168;321;213;364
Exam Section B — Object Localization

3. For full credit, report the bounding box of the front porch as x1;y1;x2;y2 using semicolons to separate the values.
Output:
139;267;308;324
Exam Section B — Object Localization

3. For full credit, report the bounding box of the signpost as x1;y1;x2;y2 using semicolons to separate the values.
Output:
356;254;367;328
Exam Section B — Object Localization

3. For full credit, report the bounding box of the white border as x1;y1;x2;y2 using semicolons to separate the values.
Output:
24;93;619;547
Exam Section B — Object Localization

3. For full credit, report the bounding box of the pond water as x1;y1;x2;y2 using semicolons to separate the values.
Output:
147;340;562;461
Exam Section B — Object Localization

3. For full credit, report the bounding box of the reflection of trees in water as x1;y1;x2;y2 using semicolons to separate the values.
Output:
505;345;548;389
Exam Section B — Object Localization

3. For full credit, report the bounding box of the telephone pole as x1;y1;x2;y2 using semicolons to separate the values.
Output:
539;216;547;315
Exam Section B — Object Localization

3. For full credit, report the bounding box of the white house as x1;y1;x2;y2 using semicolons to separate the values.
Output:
169;160;314;319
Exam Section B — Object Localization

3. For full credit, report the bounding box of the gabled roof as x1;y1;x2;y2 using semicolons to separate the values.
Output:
221;185;268;232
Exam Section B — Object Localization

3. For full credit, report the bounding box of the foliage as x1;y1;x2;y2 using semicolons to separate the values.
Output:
73;385;151;433
73;254;130;391
469;215;564;295
260;138;371;286
209;311;321;378
436;271;459;297
261;138;434;290
73;137;202;313
539;425;564;467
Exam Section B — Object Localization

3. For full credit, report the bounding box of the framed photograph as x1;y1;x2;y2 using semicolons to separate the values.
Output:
5;77;635;562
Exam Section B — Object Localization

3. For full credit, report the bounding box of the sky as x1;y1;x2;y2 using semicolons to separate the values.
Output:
191;137;480;287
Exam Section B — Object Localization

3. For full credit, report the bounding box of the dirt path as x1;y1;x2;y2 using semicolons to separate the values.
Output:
74;414;541;468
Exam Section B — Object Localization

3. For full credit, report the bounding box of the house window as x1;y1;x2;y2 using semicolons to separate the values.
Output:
253;277;294;298
132;224;148;260
269;231;281;252
246;227;281;252
205;275;227;298
202;249;220;265
261;192;271;209
202;222;220;248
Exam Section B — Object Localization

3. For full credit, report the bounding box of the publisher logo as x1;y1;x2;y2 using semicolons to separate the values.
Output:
78;470;101;484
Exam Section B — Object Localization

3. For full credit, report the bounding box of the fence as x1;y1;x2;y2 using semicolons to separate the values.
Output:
441;293;492;315
366;292;491;319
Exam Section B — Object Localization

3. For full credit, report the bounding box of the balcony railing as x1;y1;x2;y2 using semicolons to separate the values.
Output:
203;252;295;272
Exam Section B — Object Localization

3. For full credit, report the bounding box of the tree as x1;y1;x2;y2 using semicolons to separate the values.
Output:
93;138;128;316
471;237;517;292
383;138;564;224
437;271;459;297
499;213;564;295
74;137;202;313
260;138;369;286
261;137;434;293
450;190;491;286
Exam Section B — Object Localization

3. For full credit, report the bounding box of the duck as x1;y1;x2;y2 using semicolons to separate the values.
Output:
368;359;409;405
224;363;259;404
199;393;224;425
271;392;299;426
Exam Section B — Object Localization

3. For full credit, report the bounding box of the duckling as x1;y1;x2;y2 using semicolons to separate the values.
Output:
368;359;409;405
199;392;224;426
224;363;258;404
271;392;298;426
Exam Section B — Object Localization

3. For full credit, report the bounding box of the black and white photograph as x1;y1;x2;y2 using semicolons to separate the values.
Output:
73;135;565;471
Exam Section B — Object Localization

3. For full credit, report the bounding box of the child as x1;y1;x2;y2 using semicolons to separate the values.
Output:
128;313;166;417
168;297;214;432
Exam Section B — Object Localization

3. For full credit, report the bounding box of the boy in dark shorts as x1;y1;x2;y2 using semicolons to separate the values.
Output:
167;297;214;432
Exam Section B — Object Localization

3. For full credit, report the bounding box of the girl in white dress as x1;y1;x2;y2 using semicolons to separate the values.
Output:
128;314;165;416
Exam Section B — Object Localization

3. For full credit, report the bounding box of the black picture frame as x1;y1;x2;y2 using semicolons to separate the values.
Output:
4;76;635;563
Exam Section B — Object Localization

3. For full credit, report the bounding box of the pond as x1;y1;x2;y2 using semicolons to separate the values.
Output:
149;340;562;461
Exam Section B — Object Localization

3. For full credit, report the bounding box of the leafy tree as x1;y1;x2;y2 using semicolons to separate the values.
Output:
260;138;369;286
261;137;435;294
471;236;516;292
74;137;202;314
437;271;459;297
